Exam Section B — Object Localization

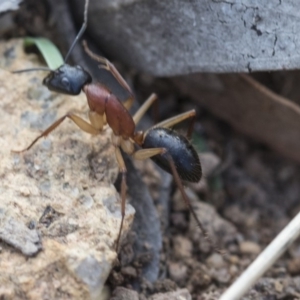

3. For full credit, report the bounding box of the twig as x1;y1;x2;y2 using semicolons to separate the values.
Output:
220;209;300;300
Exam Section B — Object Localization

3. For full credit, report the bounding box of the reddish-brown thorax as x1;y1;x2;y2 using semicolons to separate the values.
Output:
83;83;135;139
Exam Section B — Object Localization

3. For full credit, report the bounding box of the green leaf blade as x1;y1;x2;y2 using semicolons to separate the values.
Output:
24;37;64;70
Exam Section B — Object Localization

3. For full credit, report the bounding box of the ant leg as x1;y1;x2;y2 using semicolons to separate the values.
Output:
132;147;211;244
12;113;99;153
114;147;128;252
82;41;133;97
153;110;196;133
132;93;158;125
164;152;209;239
122;97;134;111
132;147;165;160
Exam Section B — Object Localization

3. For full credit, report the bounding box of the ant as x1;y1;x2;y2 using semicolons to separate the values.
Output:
13;0;207;251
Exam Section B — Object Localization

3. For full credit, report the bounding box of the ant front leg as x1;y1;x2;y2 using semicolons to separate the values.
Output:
82;41;134;110
12;113;99;153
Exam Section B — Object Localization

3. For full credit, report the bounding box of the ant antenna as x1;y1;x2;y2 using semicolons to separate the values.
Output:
12;67;52;74
12;0;89;74
64;0;90;63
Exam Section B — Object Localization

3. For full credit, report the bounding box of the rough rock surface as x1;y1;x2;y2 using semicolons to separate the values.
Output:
0;39;135;299
71;0;300;75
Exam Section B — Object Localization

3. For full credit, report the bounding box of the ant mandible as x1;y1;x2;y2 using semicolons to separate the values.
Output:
13;0;206;251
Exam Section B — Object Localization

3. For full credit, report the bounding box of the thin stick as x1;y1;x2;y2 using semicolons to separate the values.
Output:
220;209;300;300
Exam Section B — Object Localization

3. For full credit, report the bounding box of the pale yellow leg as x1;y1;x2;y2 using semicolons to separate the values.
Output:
12;113;98;153
151;110;196;139
88;111;105;130
132;93;158;125
123;97;134;110
153;110;196;129
132;148;165;160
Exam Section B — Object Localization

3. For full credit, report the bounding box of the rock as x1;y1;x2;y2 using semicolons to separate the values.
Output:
168;262;188;283
188;199;237;253
71;0;300;75
206;253;226;269
199;153;221;177
186;262;211;291
0;0;22;12
211;268;231;284
111;287;139;300
239;241;261;255
288;257;300;275
0;212;42;256
172;235;193;259
149;289;192;300
0;39;135;299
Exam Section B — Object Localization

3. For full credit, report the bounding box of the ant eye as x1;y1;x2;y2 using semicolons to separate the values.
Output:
61;77;70;88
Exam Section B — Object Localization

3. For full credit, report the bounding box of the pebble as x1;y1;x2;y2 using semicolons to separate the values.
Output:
121;266;137;278
149;289;192;300
212;268;231;284
111;287;139;300
239;241;261;255
168;262;188;283
206;253;225;269
173;235;193;259
288;257;300;275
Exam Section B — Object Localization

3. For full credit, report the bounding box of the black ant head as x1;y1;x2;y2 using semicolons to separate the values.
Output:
43;64;92;95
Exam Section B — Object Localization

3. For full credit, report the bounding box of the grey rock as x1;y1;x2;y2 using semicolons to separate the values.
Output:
0;39;135;299
0;0;22;13
0;211;42;256
71;0;300;75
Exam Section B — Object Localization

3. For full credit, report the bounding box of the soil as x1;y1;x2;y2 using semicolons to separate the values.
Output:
3;1;300;300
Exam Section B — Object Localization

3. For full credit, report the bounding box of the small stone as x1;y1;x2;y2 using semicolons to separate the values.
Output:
188;200;237;253
0;213;42;256
173;235;193;259
149;289;192;300
228;255;240;264
239;241;261;255
153;279;177;294
229;265;239;276
274;280;283;293
111;287;139;300
19;186;30;197
211;268;231;284
187;264;211;290
199;152;221;177
121;266;137;278
168;262;188;283
206;253;225;269
288;257;300;275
